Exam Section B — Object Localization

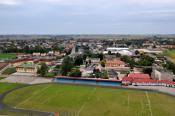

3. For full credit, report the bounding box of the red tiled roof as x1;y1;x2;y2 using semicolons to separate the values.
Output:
105;66;129;69
122;76;133;82
106;59;125;65
128;73;150;79
122;73;175;85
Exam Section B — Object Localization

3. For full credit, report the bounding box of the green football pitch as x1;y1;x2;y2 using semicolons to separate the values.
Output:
3;84;175;116
0;83;19;94
0;83;24;116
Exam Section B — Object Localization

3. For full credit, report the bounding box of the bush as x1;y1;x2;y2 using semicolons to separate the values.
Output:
46;72;56;78
0;77;6;80
69;69;82;77
37;63;48;77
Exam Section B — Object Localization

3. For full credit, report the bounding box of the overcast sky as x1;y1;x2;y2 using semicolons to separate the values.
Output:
0;0;175;34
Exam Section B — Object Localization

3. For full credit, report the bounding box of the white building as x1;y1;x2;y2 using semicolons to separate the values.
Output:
103;47;133;56
151;67;175;81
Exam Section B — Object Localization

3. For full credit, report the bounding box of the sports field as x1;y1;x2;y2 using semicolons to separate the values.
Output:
0;83;24;116
0;53;16;60
4;84;175;116
0;83;19;94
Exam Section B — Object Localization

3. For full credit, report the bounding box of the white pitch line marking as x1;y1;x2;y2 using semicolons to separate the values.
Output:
15;85;51;108
76;88;96;116
126;94;130;115
41;91;60;104
145;91;153;116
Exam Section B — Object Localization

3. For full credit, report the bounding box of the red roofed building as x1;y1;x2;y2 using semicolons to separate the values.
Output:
122;73;151;85
105;59;125;67
122;76;133;85
122;73;175;87
104;59;130;71
128;73;150;80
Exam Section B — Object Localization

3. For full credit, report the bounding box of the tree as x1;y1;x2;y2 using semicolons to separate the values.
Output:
37;63;48;77
108;51;112;55
121;55;136;68
69;69;82;77
137;55;154;66
83;49;93;58
101;60;106;67
116;53;121;57
143;68;152;75
164;61;175;75
74;56;83;66
102;71;108;79
135;50;140;55
92;69;108;79
55;65;60;69
96;53;104;61
61;56;74;76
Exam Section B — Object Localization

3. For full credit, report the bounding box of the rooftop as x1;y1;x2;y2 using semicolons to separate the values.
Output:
16;63;37;69
106;59;125;65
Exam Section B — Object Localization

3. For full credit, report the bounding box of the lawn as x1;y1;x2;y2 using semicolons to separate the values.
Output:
2;67;16;75
4;84;175;116
163;49;175;58
0;83;25;116
0;53;16;60
163;49;175;62
0;83;20;94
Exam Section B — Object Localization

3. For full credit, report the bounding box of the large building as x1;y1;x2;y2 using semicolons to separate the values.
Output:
16;63;38;74
103;47;133;56
104;59;130;80
122;73;175;87
105;59;128;69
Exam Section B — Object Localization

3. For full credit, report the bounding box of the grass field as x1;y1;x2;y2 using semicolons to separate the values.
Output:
0;53;16;60
163;49;175;58
0;83;25;116
163;49;175;63
2;67;16;75
0;83;20;94
4;84;175;116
